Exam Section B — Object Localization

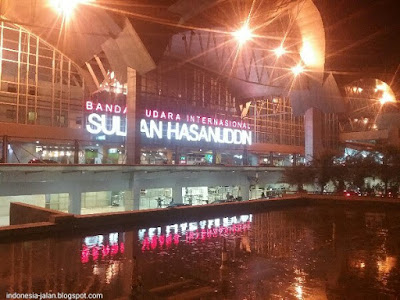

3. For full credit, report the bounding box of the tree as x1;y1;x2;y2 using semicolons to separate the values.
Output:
345;153;379;193
283;164;315;192
375;144;400;197
311;150;342;194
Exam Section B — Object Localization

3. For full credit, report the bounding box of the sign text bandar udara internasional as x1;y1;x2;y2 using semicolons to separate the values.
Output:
85;101;252;145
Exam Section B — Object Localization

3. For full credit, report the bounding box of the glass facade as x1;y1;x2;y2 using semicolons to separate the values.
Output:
137;59;247;164
247;97;304;146
0;193;71;226
0;21;85;128
139;188;173;209
81;191;126;215
138;185;247;210
139;59;237;116
0;22;340;166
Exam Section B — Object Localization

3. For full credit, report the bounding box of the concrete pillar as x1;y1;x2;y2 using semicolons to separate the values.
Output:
126;67;139;165
293;153;297;166
243;147;248;165
174;146;180;165
45;194;51;209
73;140;79;164
133;185;141;210
172;185;183;204
305;107;323;162
106;191;112;206
129;174;141;210
2;135;8;163
123;190;134;211
68;190;82;214
239;185;250;201
215;151;222;164
212;149;216;164
166;150;173;164
269;151;274;166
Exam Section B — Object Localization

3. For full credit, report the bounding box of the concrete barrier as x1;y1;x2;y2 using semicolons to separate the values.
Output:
0;222;57;240
9;202;73;225
73;195;307;231
3;194;400;240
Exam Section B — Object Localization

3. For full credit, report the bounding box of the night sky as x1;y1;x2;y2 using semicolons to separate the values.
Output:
314;0;400;93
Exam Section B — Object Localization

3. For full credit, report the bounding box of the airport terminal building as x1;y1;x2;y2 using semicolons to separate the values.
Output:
0;0;343;166
0;0;398;223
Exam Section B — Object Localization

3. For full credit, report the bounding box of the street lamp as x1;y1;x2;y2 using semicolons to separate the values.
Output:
49;0;93;17
232;25;253;45
380;92;395;105
273;45;286;57
291;64;304;76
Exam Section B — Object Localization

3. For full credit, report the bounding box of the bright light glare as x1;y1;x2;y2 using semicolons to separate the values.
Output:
300;39;317;66
374;82;396;105
232;25;253;45
295;284;303;299
376;83;386;91
49;0;93;17
291;64;304;76
380;92;395;105
274;45;286;57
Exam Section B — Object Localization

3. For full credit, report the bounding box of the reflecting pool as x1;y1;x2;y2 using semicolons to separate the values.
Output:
1;204;400;299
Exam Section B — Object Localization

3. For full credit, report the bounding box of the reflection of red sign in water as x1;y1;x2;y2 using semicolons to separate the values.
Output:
81;242;125;264
141;222;251;252
81;233;125;265
141;233;180;251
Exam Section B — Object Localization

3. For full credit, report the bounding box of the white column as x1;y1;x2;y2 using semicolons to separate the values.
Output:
133;185;141;210
126;67;138;164
239;185;250;201
45;194;51;209
172;185;183;204
128;174;141;210
68;190;82;214
304;107;323;162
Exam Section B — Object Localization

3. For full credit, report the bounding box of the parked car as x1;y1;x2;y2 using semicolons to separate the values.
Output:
28;159;58;164
344;190;360;197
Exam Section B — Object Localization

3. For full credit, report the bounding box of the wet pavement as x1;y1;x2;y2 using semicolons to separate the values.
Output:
1;203;400;299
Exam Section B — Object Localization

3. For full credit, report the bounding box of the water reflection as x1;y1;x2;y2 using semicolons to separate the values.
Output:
0;206;400;299
138;215;252;252
81;232;125;264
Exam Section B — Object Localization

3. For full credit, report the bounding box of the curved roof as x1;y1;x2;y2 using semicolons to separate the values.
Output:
343;78;398;116
0;0;343;115
341;78;399;131
166;0;326;94
165;0;344;115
